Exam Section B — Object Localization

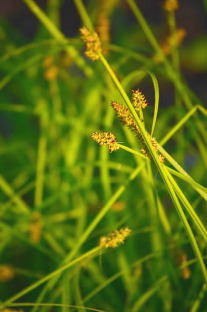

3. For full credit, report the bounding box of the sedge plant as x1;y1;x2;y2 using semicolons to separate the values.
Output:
0;0;207;312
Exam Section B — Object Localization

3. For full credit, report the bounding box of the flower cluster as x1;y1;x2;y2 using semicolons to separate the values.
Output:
158;154;165;164
111;101;139;133
132;89;148;111
43;55;58;81
0;265;14;282
29;212;43;243
180;253;191;280
111;100;164;163
111;100;147;152
92;131;119;153
80;27;102;61
99;227;131;249
153;28;186;64
96;13;110;55
164;0;178;12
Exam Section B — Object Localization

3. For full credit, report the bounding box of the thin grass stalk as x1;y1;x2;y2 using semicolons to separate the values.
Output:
166;171;207;242
22;0;92;77
30;164;145;308
126;0;207;149
115;144;206;240
0;176;30;214
0;247;100;309
4;303;104;312
191;284;207;312
160;105;207;146
35;106;48;207
73;0;94;31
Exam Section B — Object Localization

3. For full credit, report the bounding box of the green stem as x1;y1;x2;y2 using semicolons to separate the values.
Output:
0;176;29;214
160;105;206;146
22;0;92;77
117;144;148;160
166;171;207;243
73;0;94;31
4;303;104;312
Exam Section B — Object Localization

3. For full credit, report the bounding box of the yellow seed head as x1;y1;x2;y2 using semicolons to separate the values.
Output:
44;65;59;81
99;227;131;248
164;0;179;12
43;55;54;68
180;253;191;279
0;265;14;282
1;309;24;312
149;135;159;151
132;89;148;110
96;13;110;55
30;212;43;243
92;131;119;153
153;28;186;64
80;27;102;61
111;101;139;132
158;154;165;164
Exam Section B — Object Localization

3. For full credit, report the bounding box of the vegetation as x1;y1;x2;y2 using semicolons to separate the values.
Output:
0;0;207;311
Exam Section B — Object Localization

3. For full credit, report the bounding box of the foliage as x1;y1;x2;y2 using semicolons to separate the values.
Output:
0;0;207;311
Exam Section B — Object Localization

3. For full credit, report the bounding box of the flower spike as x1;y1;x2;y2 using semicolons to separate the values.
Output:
99;227;131;249
80;27;102;61
132;89;148;111
92;131;119;152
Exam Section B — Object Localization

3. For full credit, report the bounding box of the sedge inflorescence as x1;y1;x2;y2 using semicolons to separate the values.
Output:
154;28;186;64
99;227;131;249
92;131;120;153
111;90;165;163
164;0;179;12
0;265;14;282
132;89;148;111
80;27;102;61
111;101;139;132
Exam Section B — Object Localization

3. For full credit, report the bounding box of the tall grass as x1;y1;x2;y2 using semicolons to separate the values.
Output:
0;0;206;311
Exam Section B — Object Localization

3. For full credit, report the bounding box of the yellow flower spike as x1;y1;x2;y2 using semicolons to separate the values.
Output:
44;65;59;81
153;28;186;64
111;101;139;132
80;27;102;61
132;89;148;111
164;0;179;12
99;227;131;249
149;135;159;152
29;212;43;243
0;265;14;282
180;253;191;280
91;131;119;153
158;154;165;164
96;12;110;55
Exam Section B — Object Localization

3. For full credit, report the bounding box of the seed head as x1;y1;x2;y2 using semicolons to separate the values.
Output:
92;131;119;153
80;27;102;61
164;0;179;12
111;101;149;156
96;12;110;55
180;253;191;280
132;89;148;111
0;265;14;282
153;28;186;63
30;212;43;243
149;135;159;152
99;227;131;249
158;154;165;164
111;101;139;132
